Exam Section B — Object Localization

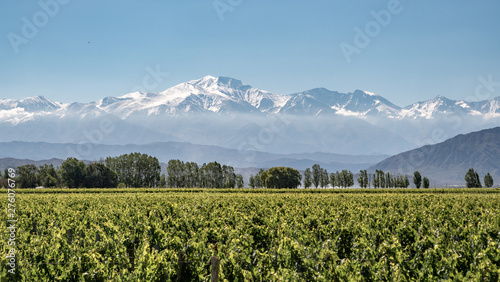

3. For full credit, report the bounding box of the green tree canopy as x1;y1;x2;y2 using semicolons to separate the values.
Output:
303;168;312;188
84;163;118;188
17;164;39;188
61;158;86;188
236;174;244;188
319;168;329;188
201;162;223;188
166;159;185;188
423;177;430;189
260;167;302;189
484;172;494;188
357;170;369;188
106;153;161;188
336;170;354;188
413;171;422;188
329;172;336;188
249;169;265;188
311;164;321;188
37;164;58;188
222;165;236;188
465;168;482;188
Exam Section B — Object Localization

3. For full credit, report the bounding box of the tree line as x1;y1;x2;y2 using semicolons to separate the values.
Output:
166;159;244;188
465;168;494;188
1;153;163;188
282;164;434;189
303;165;356;188
1;155;495;189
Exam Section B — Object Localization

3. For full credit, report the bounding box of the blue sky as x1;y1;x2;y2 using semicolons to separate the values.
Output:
1;0;499;106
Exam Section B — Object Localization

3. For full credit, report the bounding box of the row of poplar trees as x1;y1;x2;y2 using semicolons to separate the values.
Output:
302;164;355;188
3;153;162;188
166;159;244;188
465;168;494;188
300;164;431;188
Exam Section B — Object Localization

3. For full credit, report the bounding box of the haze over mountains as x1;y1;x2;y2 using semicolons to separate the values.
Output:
1;75;499;156
2;126;498;186
0;141;387;173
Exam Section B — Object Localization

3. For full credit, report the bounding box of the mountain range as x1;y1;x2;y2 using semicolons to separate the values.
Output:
1;76;499;155
371;127;500;186
2;76;500;121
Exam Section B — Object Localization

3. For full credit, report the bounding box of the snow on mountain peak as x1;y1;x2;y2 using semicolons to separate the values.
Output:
399;95;475;119
2;75;500;122
16;95;60;112
362;90;376;96
119;91;145;99
185;75;249;91
203;75;217;80
20;95;48;103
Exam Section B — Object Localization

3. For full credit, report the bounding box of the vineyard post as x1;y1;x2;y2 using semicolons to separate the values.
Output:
32;221;37;235
176;250;185;282
67;228;73;245
210;256;220;282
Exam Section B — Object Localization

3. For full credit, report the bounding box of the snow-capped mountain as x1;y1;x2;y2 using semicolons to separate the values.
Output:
4;75;499;122
279;88;401;117
400;96;500;119
50;76;289;119
0;96;61;112
1;75;500;155
0;76;280;122
88;76;289;118
0;96;63;124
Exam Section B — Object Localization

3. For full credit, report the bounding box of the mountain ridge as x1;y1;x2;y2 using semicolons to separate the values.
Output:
2;75;499;156
2;75;500;122
370;126;500;186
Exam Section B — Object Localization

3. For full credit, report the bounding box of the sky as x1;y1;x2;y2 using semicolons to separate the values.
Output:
1;0;499;106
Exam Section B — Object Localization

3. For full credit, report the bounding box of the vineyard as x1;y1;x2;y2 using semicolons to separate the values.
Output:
1;189;500;281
